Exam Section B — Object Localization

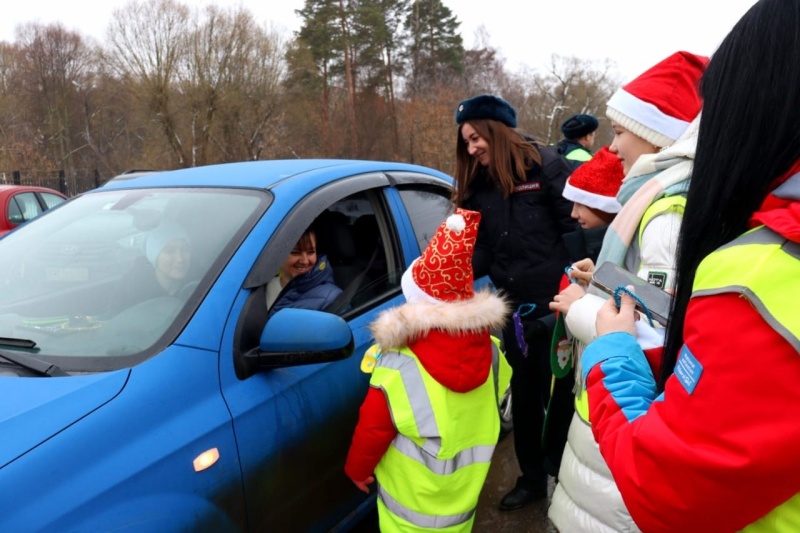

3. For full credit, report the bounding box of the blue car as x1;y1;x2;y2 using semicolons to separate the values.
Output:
0;159;507;532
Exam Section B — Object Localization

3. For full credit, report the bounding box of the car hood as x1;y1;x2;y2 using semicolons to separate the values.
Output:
0;370;129;468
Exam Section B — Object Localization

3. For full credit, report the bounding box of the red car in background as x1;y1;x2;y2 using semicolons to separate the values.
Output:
0;185;67;237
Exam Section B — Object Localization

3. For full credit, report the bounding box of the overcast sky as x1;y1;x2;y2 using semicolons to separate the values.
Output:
2;0;760;82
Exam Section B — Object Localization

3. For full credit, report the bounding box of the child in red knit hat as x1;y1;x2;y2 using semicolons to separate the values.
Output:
541;145;625;478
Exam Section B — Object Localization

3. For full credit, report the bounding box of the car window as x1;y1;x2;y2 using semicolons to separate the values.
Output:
8;192;43;225
301;190;400;315
0;187;268;366
7;196;23;224
239;184;401;360
40;192;66;209
397;187;454;252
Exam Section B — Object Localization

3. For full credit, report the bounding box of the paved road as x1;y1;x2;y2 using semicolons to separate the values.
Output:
473;435;557;532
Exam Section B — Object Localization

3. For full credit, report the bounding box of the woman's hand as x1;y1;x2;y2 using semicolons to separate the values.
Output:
569;258;595;287
550;283;586;314
596;288;637;337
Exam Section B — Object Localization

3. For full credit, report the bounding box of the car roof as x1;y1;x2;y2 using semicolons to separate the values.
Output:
0;185;66;197
106;169;161;182
98;159;452;191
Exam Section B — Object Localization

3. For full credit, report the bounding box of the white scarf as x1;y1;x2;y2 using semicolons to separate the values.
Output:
595;115;700;270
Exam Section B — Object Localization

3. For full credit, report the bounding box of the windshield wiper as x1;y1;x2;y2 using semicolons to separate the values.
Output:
0;337;68;377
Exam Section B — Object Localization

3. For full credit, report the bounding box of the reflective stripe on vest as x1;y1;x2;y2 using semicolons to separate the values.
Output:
374;351;441;454
377;486;475;529
693;226;800;353
371;342;500;529
692;225;800;531
391;434;496;475
491;335;512;405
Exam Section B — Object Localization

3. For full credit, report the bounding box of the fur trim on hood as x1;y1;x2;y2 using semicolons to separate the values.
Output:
369;289;509;349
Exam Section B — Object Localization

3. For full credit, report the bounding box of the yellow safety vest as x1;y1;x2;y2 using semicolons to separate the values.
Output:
693;226;800;532
638;195;686;251
565;148;592;163
370;339;502;532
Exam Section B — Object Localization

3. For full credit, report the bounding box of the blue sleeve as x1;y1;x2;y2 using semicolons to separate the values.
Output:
582;332;659;423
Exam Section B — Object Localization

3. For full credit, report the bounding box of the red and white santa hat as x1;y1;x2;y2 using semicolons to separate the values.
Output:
607;51;708;148
401;208;480;304
562;146;625;213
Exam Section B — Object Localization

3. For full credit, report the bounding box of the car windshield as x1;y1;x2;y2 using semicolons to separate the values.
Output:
0;187;267;369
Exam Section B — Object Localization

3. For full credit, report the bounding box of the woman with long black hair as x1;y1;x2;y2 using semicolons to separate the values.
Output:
583;0;800;530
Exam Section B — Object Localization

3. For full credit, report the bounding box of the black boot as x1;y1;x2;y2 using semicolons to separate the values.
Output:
499;480;548;511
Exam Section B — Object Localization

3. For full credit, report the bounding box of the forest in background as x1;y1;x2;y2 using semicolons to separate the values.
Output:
0;0;621;187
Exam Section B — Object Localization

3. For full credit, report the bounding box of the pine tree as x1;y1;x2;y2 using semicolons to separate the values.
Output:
402;0;465;97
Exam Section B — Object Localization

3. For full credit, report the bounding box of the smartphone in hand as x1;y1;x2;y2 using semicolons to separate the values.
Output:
590;261;672;326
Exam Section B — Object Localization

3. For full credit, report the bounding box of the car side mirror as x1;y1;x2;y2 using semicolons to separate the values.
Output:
235;308;354;378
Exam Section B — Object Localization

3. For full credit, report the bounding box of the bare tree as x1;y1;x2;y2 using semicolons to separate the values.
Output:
182;6;286;164
104;0;191;166
519;54;619;144
206;15;286;161
0;2;622;177
11;24;93;176
461;25;509;96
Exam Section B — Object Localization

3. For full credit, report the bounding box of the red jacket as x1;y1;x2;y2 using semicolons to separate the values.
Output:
581;174;800;532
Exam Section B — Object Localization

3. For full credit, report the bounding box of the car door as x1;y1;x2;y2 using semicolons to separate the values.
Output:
209;178;388;531
215;172;451;531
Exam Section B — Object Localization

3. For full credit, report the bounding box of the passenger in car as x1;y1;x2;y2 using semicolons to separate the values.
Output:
145;223;193;296
266;227;342;317
114;222;193;309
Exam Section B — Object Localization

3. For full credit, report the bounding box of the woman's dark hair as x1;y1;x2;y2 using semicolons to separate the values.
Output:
295;228;316;252
451;119;542;206
660;0;800;389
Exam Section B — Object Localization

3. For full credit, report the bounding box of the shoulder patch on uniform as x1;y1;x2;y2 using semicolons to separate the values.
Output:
674;345;703;394
513;182;541;193
647;271;667;288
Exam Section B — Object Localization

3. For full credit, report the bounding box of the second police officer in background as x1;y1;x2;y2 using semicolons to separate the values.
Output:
556;113;599;169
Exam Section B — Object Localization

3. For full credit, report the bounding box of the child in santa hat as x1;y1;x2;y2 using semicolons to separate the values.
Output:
540;145;624;477
344;208;510;532
547;51;708;533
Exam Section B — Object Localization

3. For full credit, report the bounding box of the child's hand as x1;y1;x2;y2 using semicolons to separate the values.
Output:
596;288;637;337
569;258;595;286
550;283;586;314
353;476;375;494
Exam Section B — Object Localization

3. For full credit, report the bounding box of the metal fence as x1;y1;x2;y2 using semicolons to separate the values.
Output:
0;169;106;198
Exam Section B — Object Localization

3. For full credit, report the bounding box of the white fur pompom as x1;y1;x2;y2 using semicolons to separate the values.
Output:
446;213;466;232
